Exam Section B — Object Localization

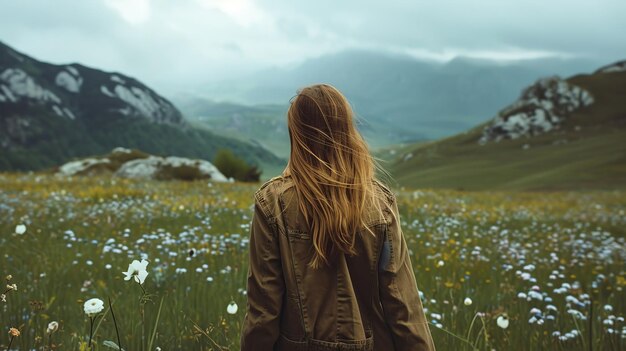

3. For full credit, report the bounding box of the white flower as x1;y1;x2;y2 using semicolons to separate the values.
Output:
436;260;445;268
46;321;59;334
227;301;238;315
15;224;26;235
464;298;472;306
123;259;149;284
84;298;104;316
497;314;510;329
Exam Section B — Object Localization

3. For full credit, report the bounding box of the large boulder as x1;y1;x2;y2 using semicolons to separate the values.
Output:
56;148;228;182
115;156;228;181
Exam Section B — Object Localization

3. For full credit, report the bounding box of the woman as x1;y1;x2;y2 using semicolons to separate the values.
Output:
241;84;435;351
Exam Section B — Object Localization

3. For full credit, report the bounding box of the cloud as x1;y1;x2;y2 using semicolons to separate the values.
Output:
0;0;625;93
103;0;151;25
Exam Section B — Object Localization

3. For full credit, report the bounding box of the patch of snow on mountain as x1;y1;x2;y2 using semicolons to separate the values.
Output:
118;106;132;116
0;68;61;104
596;61;626;74
63;107;76;120
52;105;64;117
113;85;163;119
66;66;79;76
59;158;110;176
480;77;594;143
55;70;83;93
100;85;114;97
1;85;16;102
111;75;126;84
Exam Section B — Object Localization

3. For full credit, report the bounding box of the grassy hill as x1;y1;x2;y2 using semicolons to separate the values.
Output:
388;69;626;190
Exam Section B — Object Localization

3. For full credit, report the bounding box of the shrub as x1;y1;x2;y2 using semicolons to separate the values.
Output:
213;149;261;182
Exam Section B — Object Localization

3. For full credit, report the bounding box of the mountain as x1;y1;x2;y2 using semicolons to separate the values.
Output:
387;61;626;190
0;41;283;174
174;97;291;158
192;50;602;147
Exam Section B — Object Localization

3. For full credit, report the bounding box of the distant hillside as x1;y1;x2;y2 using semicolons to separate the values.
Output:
388;61;626;190
196;50;601;146
0;41;283;173
175;97;291;158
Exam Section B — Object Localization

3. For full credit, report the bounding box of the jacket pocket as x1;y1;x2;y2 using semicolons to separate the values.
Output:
277;333;308;351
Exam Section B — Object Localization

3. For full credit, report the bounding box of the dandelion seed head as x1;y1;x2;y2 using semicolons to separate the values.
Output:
227;301;238;315
46;321;59;334
15;224;26;235
84;298;104;316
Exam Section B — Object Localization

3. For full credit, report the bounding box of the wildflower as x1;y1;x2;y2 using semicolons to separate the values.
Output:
567;309;586;320
464;297;473;306
436;260;445;268
123;259;149;284
15;224;26;235
497;314;510;329
8;327;20;337
84;298;105;316
227;301;238;315
6;283;17;291
47;321;59;334
1;294;5;302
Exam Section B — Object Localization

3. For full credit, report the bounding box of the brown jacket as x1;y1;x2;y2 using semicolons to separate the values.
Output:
241;176;435;351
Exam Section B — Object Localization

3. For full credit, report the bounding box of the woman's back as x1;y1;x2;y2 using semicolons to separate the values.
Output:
241;84;435;350
241;175;435;350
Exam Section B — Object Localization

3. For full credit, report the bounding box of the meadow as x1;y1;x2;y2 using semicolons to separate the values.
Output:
0;173;624;350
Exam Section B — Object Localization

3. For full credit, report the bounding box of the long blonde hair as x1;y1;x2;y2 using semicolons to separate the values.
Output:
286;84;378;268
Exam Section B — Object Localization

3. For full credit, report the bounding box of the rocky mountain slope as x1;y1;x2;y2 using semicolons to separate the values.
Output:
388;60;626;190
0;41;282;173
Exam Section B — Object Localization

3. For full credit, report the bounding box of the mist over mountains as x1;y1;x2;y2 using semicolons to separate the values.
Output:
178;50;602;147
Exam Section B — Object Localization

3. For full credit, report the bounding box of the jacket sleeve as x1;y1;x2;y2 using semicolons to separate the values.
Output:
241;198;285;350
378;194;436;351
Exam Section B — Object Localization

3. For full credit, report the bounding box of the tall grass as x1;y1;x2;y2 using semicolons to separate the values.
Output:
0;174;624;350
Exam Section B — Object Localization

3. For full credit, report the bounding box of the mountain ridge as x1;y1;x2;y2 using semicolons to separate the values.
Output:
0;40;283;173
188;49;603;149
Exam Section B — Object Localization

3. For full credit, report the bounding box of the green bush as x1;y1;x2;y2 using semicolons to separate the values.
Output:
213;149;261;182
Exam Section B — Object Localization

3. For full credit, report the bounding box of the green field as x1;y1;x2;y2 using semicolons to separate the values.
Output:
1;174;625;350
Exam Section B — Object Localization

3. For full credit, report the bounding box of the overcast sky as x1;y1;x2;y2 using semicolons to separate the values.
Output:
1;0;625;91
